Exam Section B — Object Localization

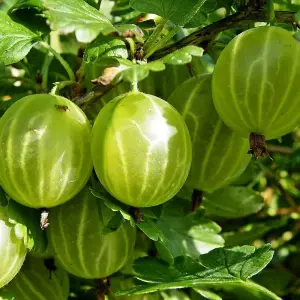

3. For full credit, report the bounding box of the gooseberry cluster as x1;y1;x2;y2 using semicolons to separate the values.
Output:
1;25;300;299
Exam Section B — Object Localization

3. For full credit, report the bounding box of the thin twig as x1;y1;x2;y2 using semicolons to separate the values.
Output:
266;144;293;155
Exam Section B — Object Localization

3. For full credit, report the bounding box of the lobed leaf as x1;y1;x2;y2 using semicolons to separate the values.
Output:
112;60;165;84
0;0;18;12
130;0;208;26
41;0;116;36
203;186;264;219
90;183;136;227
117;244;275;298
84;0;102;9
8;0;43;11
161;290;192;299
84;36;128;64
133;257;183;282
111;0;141;22
162;45;204;65
198;244;274;280
155;211;224;263
0;11;41;64
192;288;222;300
113;45;203;84
136;216;166;241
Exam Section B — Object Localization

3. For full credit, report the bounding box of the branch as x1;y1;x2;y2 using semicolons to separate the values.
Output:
150;8;296;60
266;144;293;155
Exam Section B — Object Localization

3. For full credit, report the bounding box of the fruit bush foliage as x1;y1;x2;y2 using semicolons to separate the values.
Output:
1;0;300;299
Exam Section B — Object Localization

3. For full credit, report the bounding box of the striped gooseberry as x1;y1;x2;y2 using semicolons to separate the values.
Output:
168;73;250;192
48;187;136;279
3;256;69;300
91;91;192;207
0;205;27;288
0;94;93;208
212;26;300;157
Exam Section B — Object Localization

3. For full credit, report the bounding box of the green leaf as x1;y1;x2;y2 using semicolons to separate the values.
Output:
161;290;191;300
0;290;16;300
162;194;192;216
113;60;166;84
185;0;231;28
117;280;280;300
192;288;222;300
10;8;50;36
155;210;224;263
11;0;106;43
199;244;274;280
218;280;285;299
7;1;49;35
173;255;205;275
8;0;43;11
90;183;135;226
162;45;204;65
137;216;166;241
75;28;100;43
141;206;163;219
7;200;47;252
273;0;300;11
113;46;203;84
84;36;128;63
102;211;125;234
196;282;281;300
111;0;141;22
85;0;102;9
130;0;208;26
41;0;116;37
118;245;276;298
295;11;300;26
184;11;208;27
0;11;41;64
0;0;18;12
203;186;264;219
133;257;182;282
134;207;223;264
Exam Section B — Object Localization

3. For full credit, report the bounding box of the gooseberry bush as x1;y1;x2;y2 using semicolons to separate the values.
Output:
1;0;300;299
